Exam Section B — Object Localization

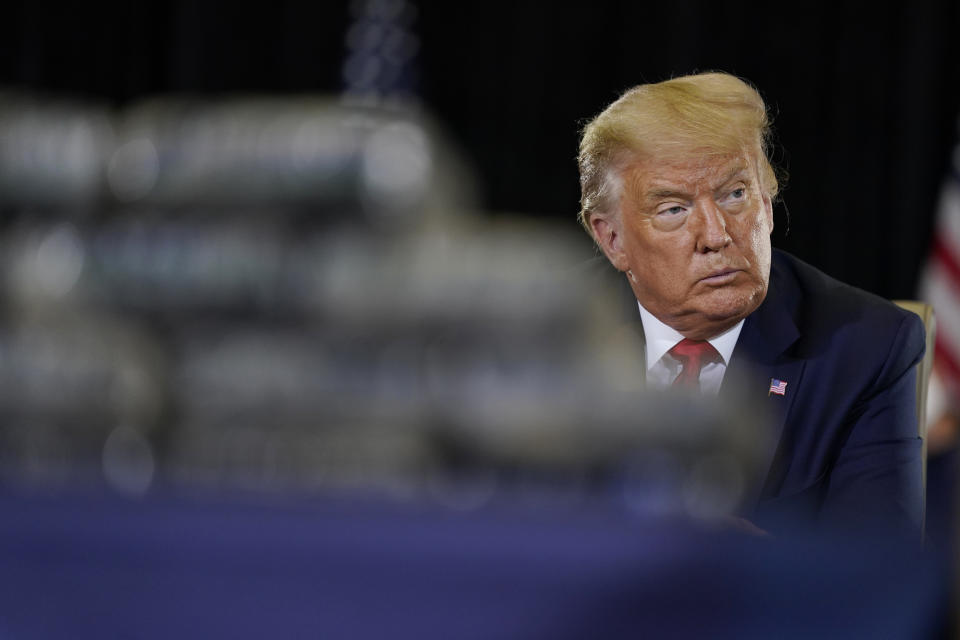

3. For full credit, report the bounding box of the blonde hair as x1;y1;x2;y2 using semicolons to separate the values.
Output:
577;72;778;234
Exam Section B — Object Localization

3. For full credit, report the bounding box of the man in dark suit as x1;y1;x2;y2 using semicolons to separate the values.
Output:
578;72;925;536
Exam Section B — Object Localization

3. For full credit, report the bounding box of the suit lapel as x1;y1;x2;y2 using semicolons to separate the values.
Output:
723;266;806;498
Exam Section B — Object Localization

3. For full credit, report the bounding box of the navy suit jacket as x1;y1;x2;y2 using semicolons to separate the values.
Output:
607;249;926;536
728;250;926;536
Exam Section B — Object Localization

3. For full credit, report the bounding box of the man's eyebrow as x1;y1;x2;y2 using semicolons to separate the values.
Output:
645;187;689;201
639;163;753;202
716;164;751;187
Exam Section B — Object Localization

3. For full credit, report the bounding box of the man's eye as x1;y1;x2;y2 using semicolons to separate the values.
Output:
730;188;746;199
659;206;685;216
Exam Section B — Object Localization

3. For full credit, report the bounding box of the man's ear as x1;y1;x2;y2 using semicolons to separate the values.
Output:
589;213;629;272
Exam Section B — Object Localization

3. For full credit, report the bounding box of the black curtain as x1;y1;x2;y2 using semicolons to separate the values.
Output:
4;0;959;298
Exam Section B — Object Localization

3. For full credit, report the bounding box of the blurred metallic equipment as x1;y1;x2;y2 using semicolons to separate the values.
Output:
0;90;768;524
0;93;475;224
0;93;113;209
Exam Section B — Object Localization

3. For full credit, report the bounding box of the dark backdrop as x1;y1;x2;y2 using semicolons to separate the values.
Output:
3;0;959;299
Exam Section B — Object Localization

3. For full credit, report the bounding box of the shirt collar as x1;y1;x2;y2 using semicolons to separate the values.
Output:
637;302;744;372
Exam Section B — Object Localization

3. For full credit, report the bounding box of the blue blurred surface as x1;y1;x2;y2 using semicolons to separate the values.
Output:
0;490;950;639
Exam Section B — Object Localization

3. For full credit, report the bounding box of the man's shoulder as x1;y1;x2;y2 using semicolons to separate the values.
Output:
769;249;925;362
770;249;914;327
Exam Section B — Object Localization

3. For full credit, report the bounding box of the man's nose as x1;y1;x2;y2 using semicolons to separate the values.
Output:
693;202;731;252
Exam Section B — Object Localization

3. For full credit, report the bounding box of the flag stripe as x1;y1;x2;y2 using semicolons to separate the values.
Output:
920;143;960;403
936;337;960;387
932;235;960;294
922;263;960;358
937;174;960;242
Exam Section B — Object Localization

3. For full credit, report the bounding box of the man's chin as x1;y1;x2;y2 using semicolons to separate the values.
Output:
691;288;765;331
648;285;768;338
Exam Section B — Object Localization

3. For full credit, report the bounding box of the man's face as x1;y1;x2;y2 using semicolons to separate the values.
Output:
591;151;774;340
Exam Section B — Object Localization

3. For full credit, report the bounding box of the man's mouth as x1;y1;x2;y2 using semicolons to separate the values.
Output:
700;269;740;284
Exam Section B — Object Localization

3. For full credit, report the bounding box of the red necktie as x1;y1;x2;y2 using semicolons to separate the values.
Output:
669;339;721;391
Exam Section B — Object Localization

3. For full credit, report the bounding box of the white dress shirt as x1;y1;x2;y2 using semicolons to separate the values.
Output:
638;302;744;394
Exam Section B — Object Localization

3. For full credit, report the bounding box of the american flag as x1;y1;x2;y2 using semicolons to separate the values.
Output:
769;378;787;396
921;143;960;401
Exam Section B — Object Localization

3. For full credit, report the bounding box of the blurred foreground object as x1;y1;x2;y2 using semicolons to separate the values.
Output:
0;90;769;526
0;93;113;209
104;97;474;225
0;490;948;640
0;92;475;226
0;218;770;522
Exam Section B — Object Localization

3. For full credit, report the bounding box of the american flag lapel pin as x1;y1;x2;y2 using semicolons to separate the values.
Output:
768;378;787;396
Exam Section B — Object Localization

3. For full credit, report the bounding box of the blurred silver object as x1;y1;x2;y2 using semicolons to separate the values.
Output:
0;310;164;492
106;97;475;225
0;92;770;526
0;92;113;208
